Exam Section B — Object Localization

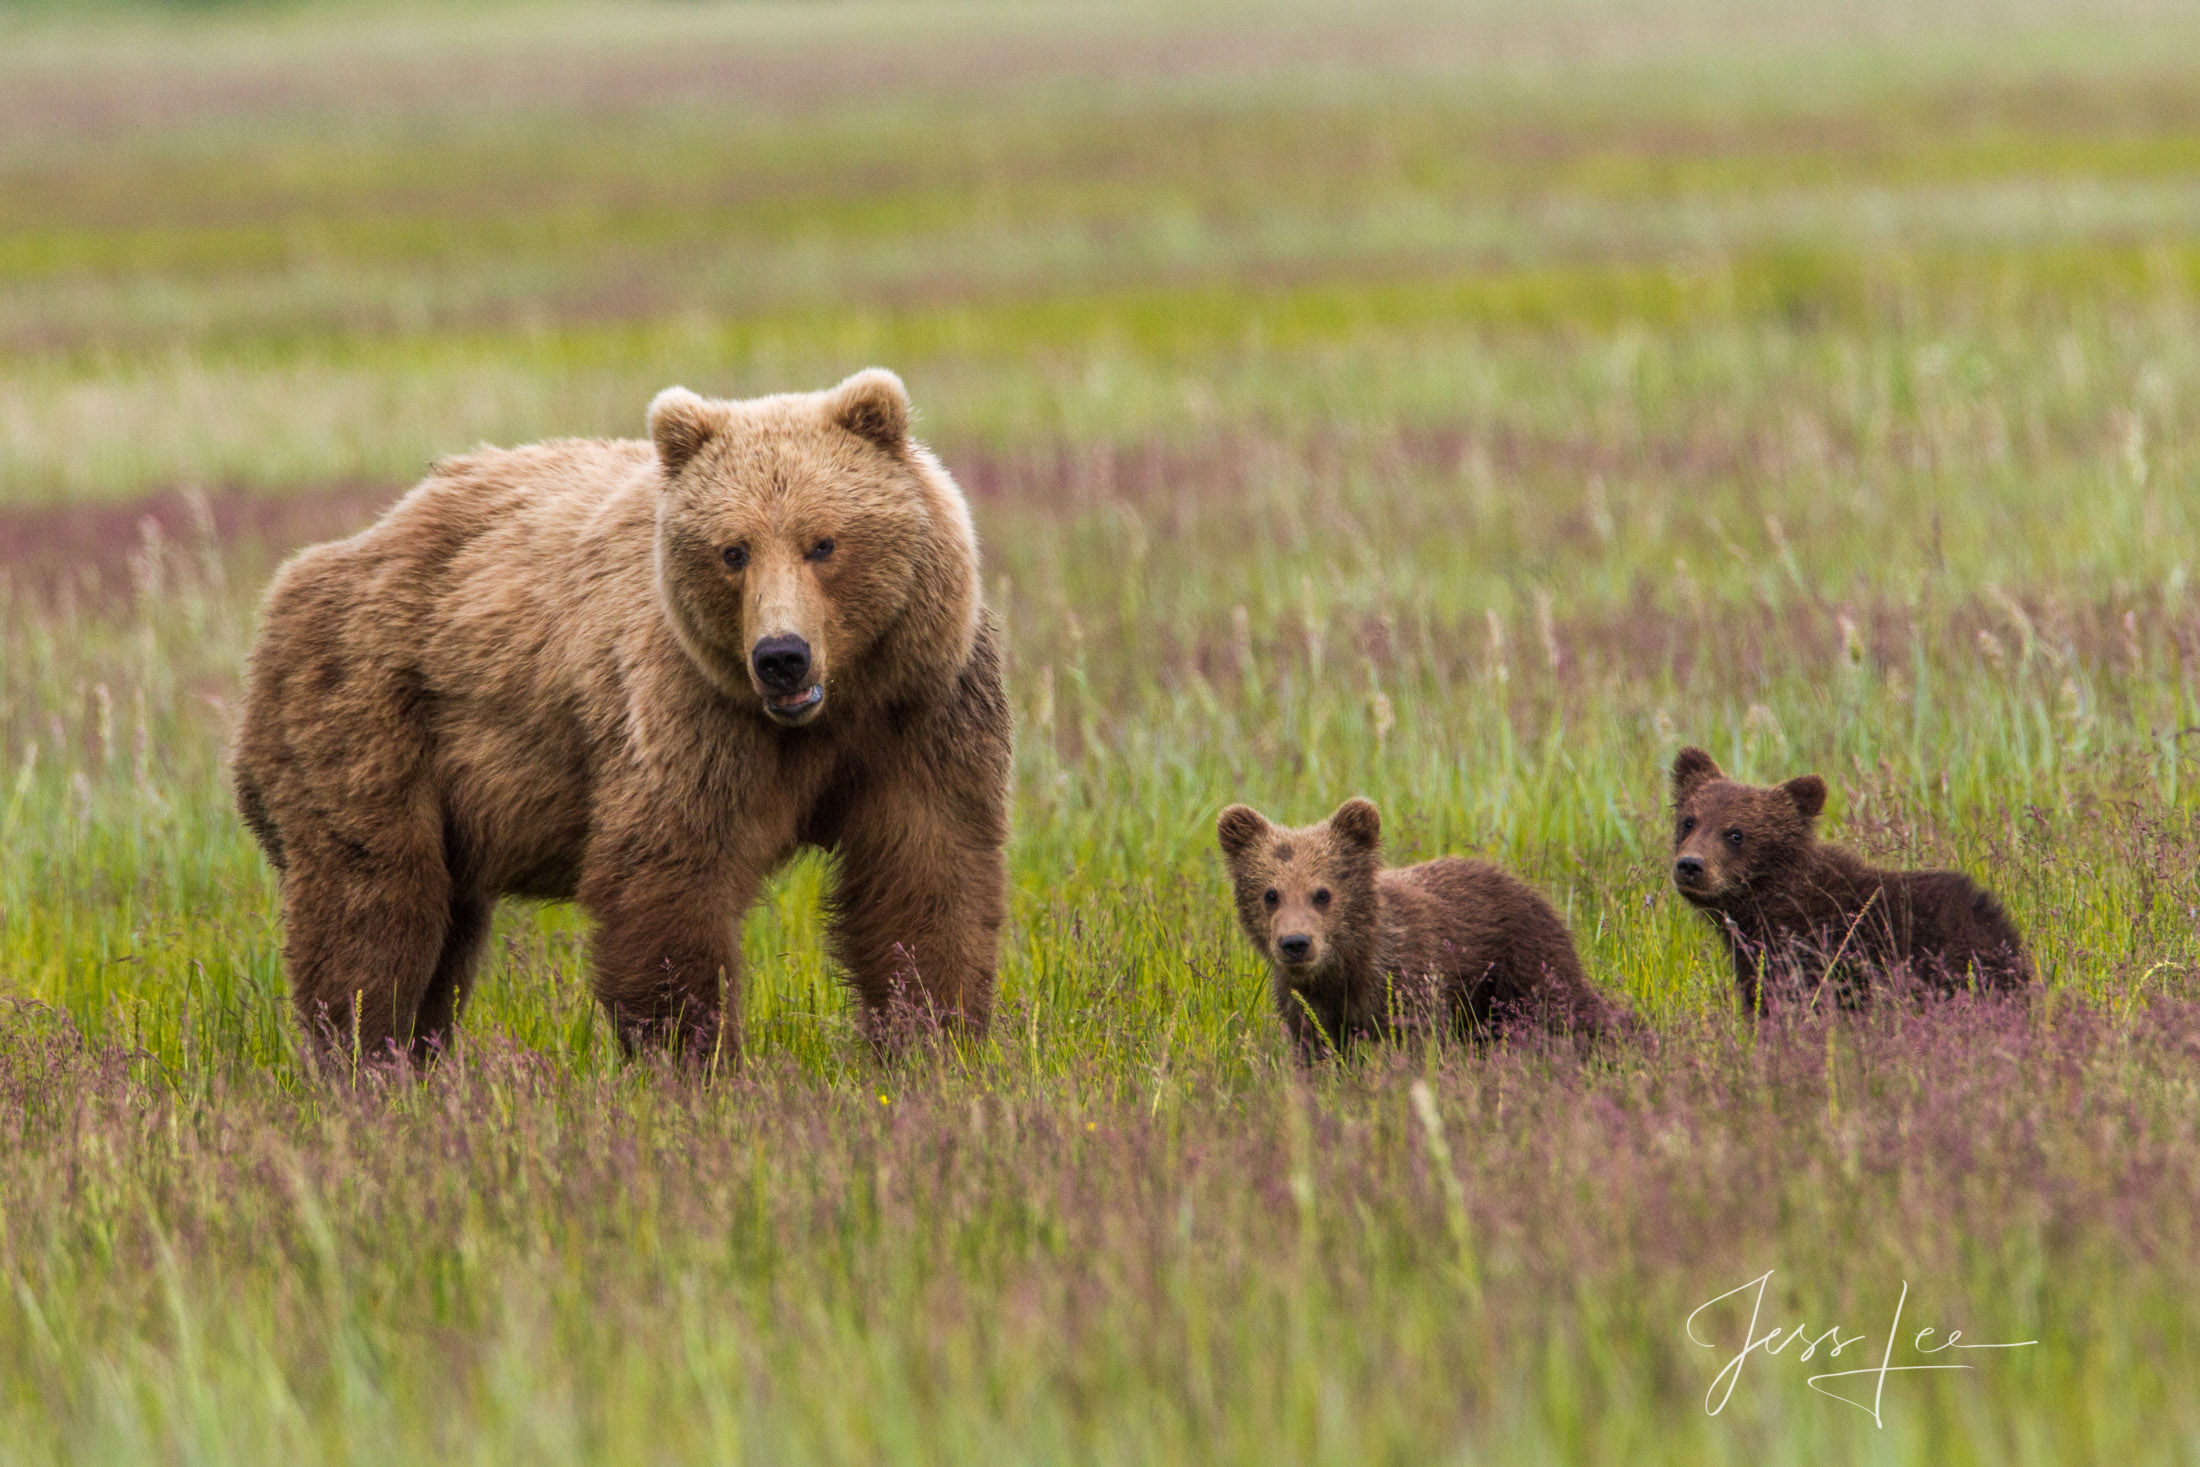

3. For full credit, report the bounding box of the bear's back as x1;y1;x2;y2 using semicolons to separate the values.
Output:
1740;843;2031;994
1885;867;2032;989
1378;856;1580;988
258;437;661;682
234;435;693;897
379;438;655;589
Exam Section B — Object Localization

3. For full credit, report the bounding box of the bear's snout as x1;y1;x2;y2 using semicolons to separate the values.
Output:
1674;855;1706;885
751;633;826;724
752;634;813;692
1276;933;1314;963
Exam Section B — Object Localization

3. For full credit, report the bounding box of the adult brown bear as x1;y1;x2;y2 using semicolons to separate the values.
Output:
234;370;1009;1067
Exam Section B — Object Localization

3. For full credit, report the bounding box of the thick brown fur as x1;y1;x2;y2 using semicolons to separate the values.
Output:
1216;798;1629;1061
1668;746;2031;1009
234;369;1010;1068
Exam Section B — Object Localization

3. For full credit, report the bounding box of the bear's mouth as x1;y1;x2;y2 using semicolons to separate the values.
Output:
1672;871;1726;903
763;684;825;725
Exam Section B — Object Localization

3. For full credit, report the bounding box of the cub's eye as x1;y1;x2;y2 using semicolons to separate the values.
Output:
806;537;836;562
722;544;749;571
1262;888;1280;909
1679;816;1696;835
1312;888;1332;907
1725;828;1744;848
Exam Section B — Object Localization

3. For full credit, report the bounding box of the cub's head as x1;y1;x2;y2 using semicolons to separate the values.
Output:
649;368;979;727
1668;746;1826;905
1216;798;1383;979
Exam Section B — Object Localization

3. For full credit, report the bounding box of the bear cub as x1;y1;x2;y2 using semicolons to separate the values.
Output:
1668;746;2031;1008
1217;797;1627;1059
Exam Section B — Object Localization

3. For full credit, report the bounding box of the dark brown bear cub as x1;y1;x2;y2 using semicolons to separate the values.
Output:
1216;798;1626;1060
1668;746;2031;1009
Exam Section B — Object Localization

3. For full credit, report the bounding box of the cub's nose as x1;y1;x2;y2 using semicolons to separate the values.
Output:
1276;933;1314;963
1674;855;1705;883
751;635;812;692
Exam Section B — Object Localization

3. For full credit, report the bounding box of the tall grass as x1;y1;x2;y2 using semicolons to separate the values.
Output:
2;0;2198;1460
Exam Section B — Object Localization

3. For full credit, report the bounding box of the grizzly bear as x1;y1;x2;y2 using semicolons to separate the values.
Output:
1668;746;2030;1009
1216;798;1628;1060
234;369;1010;1067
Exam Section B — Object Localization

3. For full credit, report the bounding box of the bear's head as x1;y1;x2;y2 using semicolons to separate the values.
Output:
1668;746;1826;906
647;368;980;728
1216;798;1383;981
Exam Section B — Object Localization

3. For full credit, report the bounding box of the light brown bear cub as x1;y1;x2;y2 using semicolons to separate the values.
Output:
1216;798;1627;1060
235;369;1010;1069
1669;746;2031;1009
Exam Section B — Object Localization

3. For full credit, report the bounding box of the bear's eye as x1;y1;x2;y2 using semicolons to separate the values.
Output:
1262;888;1279;909
722;544;749;571
1725;827;1744;848
1312;888;1331;907
1679;816;1696;835
806;537;836;562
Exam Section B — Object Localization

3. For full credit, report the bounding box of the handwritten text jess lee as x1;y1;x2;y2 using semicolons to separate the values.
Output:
1687;1270;2037;1427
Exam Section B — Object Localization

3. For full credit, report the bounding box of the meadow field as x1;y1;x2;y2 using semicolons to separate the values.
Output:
4;0;2200;1459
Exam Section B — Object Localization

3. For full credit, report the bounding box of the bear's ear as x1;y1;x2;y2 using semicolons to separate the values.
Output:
1216;804;1271;861
1782;774;1827;823
1329;797;1381;853
649;387;721;475
826;368;910;451
1671;745;1722;802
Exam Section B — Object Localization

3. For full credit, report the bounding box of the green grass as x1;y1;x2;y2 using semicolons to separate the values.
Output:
3;0;2199;1461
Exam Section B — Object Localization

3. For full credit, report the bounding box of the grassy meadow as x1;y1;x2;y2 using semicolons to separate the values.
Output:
4;0;2200;1459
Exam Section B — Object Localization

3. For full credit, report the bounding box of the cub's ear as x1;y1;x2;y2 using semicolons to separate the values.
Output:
1216;804;1271;860
648;387;721;475
1781;774;1827;823
1329;797;1381;852
1671;745;1722;801
826;367;910;450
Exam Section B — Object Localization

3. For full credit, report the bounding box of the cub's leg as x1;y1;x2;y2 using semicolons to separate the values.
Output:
1725;929;1767;1014
409;896;492;1066
1278;985;1346;1063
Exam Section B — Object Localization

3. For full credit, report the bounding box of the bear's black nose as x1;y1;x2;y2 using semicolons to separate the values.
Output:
752;635;812;692
1674;855;1705;883
1276;933;1313;962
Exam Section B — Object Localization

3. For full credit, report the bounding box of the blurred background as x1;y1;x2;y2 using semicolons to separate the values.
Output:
7;0;2197;508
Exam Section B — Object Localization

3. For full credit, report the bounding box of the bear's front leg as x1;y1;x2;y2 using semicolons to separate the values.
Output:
1721;920;1768;1014
580;812;757;1063
1276;985;1339;1065
826;785;1006;1042
822;666;1010;1042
